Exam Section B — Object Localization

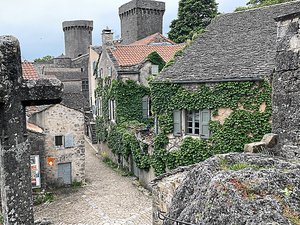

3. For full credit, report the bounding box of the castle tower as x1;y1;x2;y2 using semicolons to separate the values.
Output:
119;0;165;45
62;20;93;58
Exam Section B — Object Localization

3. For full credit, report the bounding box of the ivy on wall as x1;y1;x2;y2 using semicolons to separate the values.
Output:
95;78;151;170
95;54;272;177
150;80;272;175
147;51;166;72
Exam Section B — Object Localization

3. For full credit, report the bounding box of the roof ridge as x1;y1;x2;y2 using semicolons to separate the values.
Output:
222;0;299;15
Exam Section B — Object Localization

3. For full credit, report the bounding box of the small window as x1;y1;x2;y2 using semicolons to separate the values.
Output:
186;110;211;138
99;68;103;78
92;61;98;77
108;99;116;121
82;79;89;91
108;67;112;77
55;135;63;147
151;65;159;75
96;97;102;116
172;109;210;138
142;96;151;119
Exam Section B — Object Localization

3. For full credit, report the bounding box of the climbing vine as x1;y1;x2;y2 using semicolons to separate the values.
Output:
147;51;166;72
95;78;151;170
150;80;272;175
95;55;272;177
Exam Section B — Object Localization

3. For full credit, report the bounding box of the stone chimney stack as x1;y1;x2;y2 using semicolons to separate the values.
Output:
102;27;114;46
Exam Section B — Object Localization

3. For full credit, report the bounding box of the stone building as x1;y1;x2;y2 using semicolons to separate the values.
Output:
153;0;300;157
119;0;165;44
63;20;93;59
23;62;86;186
34;20;93;102
89;29;182;117
28;102;85;186
151;1;300;223
88;26;182;187
153;9;300;225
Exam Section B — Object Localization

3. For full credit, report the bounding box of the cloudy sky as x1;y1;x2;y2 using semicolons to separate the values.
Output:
0;0;248;61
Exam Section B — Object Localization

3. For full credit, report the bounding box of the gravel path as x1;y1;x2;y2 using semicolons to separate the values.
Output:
34;138;152;225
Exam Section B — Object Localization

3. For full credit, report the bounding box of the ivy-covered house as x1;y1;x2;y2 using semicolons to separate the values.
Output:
93;28;183;185
149;1;300;175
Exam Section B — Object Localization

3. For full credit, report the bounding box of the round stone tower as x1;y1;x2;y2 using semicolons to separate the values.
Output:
119;0;165;45
62;20;93;59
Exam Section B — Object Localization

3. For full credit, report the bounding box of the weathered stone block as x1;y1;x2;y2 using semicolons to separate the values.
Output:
244;141;266;153
261;133;279;148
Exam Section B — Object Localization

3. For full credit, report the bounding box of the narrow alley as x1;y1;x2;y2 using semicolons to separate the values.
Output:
34;139;152;225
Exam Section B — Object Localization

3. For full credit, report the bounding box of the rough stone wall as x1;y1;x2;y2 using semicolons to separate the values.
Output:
0;35;63;224
62;20;93;59
32;104;85;186
119;0;165;44
98;48;118;81
151;165;195;225
273;13;300;158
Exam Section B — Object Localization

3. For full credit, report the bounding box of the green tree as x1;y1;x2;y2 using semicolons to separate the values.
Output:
34;55;54;62
168;0;218;43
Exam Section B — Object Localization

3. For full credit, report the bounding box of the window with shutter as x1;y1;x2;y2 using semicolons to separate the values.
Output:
200;109;210;139
55;135;63;147
64;133;74;148
92;61;96;76
173;110;182;136
142;96;149;119
186;109;210;138
151;65;159;75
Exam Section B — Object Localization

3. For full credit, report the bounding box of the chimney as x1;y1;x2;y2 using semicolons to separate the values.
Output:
102;27;114;46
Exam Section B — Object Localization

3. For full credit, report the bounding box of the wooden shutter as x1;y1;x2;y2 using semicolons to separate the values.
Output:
142;96;149;119
108;100;111;120
64;133;74;148
173;110;182;136
92;61;96;75
200;110;210;139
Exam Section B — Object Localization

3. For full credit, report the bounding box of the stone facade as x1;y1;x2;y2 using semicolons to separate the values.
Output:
273;12;300;159
119;0;165;44
151;165;195;225
29;104;85;186
0;35;63;224
62;20;93;59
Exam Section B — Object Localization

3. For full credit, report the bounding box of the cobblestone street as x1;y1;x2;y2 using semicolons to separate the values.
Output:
34;138;152;225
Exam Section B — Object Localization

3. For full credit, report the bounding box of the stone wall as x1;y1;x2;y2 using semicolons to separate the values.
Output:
62;20;93;59
30;104;85;186
151;165;195;225
98;142;155;190
273;13;300;158
119;0;165;44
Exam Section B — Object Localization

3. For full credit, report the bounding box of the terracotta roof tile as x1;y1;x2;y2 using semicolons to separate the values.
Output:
27;122;43;133
111;44;184;66
22;62;39;80
129;33;176;46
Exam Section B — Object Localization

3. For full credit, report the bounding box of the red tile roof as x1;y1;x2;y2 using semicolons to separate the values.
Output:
22;62;39;80
129;33;176;46
111;44;184;66
26;122;43;133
